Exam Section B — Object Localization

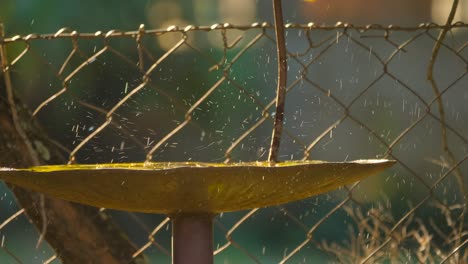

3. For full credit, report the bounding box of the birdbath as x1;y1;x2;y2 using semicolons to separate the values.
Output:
0;159;395;263
0;1;396;263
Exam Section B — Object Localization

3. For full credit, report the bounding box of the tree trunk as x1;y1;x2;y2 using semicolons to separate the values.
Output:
0;79;147;263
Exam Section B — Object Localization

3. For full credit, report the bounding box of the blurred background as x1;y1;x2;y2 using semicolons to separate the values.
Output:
0;0;467;263
1;0;468;34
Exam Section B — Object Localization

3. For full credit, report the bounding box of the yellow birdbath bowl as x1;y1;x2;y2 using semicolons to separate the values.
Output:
0;159;395;264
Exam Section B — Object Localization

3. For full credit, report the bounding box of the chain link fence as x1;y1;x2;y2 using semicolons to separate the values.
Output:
0;19;467;263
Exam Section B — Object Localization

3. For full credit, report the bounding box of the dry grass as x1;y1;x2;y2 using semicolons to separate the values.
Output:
321;202;467;263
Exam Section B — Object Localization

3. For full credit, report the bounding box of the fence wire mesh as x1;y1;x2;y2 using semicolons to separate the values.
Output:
0;21;467;263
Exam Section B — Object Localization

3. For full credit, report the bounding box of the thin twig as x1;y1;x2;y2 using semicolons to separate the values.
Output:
0;23;47;249
268;0;287;162
427;0;465;202
0;24;41;166
426;0;466;250
440;238;467;264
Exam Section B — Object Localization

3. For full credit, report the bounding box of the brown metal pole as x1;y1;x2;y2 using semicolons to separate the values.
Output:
269;0;287;162
171;213;214;264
